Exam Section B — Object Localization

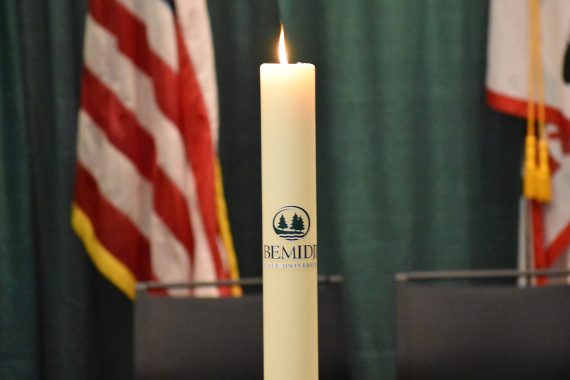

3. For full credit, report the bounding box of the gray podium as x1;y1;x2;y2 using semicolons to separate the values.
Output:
395;270;570;380
134;275;350;379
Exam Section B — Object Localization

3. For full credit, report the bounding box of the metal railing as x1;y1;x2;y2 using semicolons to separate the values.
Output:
137;274;343;291
395;268;570;284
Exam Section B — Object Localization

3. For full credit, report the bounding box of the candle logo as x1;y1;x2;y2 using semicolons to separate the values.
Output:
272;206;310;241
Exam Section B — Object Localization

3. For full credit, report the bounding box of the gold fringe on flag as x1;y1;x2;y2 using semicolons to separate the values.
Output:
215;158;243;296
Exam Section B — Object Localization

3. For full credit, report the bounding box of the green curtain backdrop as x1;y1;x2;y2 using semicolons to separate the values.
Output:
0;0;524;379
278;2;524;377
1;0;133;379
0;0;38;378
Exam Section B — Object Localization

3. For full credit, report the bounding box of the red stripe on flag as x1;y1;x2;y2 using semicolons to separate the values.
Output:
152;167;196;261
75;162;154;280
80;66;196;265
486;89;528;119
176;25;229;287
81;68;155;179
487;89;570;157
545;222;570;267
89;0;180;126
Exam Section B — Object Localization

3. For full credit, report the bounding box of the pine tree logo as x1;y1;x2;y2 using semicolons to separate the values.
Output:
272;205;311;241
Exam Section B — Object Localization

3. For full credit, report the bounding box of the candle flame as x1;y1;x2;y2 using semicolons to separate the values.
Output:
279;25;288;64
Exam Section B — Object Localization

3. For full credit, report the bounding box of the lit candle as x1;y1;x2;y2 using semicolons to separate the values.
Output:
260;26;318;379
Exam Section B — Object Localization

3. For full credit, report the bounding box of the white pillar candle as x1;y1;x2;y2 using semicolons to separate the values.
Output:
260;27;318;380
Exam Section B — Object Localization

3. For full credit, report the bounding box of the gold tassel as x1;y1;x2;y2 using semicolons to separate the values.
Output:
536;138;551;202
533;0;551;204
524;0;551;203
523;134;538;199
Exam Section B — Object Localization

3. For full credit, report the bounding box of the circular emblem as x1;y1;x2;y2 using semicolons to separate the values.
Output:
272;205;311;241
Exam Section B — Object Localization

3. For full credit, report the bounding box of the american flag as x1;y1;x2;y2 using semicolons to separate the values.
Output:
487;0;570;282
71;0;240;298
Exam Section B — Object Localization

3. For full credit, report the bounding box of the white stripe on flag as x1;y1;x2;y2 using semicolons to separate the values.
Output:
150;212;194;284
544;132;570;246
